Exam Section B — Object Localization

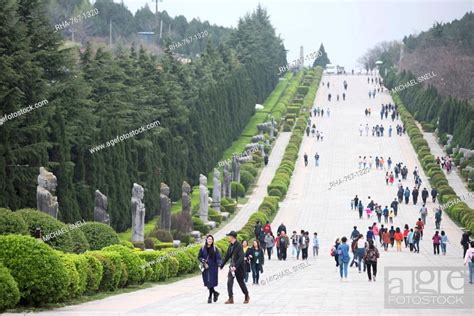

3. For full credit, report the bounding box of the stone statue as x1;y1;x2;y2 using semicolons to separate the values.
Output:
212;168;221;211
257;122;272;134
251;134;265;143
260;143;265;156
199;174;209;222
182;181;191;215
232;155;240;183
36;167;59;218
160;183;171;231
93;190;110;225
270;116;276;138
223;164;232;198
131;183;145;242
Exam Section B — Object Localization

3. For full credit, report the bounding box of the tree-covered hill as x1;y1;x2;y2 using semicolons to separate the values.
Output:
0;1;287;231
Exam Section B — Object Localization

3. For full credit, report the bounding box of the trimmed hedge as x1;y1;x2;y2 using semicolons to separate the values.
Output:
0;262;20;312
0;208;28;236
0;235;69;305
101;245;146;285
88;250;122;291
78;222;120;250
394;93;474;234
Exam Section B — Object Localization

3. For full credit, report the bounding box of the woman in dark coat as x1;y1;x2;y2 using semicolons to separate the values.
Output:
198;234;222;303
242;240;251;282
249;240;265;284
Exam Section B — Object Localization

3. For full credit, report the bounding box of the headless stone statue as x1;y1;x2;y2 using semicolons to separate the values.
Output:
212;168;221;212
182;181;191;215
232;155;240;183
160;183;171;231
131;183;145;242
36;167;59;218
199;174;208;222
223;164;232;198
94;190;110;225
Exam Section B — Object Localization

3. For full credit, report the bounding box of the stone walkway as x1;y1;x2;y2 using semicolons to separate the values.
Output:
422;132;474;209
32;75;472;316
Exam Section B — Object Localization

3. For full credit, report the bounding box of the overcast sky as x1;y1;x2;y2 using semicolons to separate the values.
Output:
119;0;472;69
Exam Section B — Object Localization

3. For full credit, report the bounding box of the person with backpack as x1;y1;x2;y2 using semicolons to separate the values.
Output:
463;241;474;284
364;240;380;282
375;206;382;223
434;207;442;229
338;237;351;281
198;235;223;303
277;222;287;235
397;187;404;203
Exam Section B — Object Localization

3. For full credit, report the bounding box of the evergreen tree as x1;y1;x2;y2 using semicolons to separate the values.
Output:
313;43;330;68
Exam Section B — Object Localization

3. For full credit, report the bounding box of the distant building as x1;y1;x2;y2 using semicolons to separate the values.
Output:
137;32;155;45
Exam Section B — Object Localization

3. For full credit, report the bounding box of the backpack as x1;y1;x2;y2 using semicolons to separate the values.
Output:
330;247;335;257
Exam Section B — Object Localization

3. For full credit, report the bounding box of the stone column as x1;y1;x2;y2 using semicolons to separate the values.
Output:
131;183;145;242
36;167;59;218
160;183;171;231
223;164;232;198
199;174;208;222
232;155;240;183
212;168;221;212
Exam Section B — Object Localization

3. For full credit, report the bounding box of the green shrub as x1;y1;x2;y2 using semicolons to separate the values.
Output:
78;222;120;251
0;235;69;305
17;208;75;253
88;251;121;291
208;208;223;224
137;251;165;282
241;163;258;177
84;254;103;292
240;170;255;191
101;245;146;285
119;262;128;288
149;228;173;242
132;241;145;250
172;230;193;245
268;188;283;198
221;198;237;213
60;254;81;298
68;227;90;254
144;238;156;249
120;240;134;249
191;217;209;235
155;242;175;250
0;262;20;312
0;208;28;236
231;182;245;199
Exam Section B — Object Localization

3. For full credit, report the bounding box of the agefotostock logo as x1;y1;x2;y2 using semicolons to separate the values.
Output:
384;266;473;309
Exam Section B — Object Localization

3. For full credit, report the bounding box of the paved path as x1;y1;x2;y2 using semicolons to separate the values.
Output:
214;132;291;240
33;75;472;316
422;132;474;208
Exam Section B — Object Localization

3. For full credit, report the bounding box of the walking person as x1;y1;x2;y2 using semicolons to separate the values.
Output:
364;240;380;282
416;218;425;240
198;235;223;303
333;238;341;267
431;188;438;202
435;207;442;229
404;187;410;204
403;224;410;248
249;240;265;284
221;231;250;304
264;232;274;260
300;231;309;260
313;232;319;257
432;231;441;255
290;231;301;259
463;241;474;284
394;228;403;252
304;153;308;167
413;227;421;253
338;237;351;281
315;152;320;166
421;188;429;204
278;231;289;260
419;204;428;224
408;228;414;251
358;201;364;219
355;234;367;273
382;229;390;251
440;231;449;255
461;231;471;258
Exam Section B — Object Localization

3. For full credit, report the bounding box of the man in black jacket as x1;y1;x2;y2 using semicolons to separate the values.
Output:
221;231;250;304
277;222;287;235
421;187;429;204
390;198;399;216
431;188;438;202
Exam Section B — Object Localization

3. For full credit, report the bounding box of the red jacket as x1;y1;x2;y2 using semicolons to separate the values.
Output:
264;224;271;234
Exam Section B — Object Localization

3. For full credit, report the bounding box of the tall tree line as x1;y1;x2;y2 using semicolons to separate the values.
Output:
0;0;287;231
